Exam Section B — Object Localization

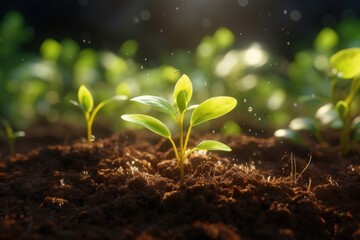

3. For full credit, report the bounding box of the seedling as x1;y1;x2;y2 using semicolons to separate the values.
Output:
330;48;360;156
275;48;360;156
70;85;127;143
0;119;25;156
121;74;237;180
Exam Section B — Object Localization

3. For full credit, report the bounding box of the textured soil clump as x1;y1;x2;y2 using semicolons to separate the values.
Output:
0;130;359;239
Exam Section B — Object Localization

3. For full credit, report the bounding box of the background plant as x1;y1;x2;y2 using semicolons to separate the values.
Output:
121;74;237;180
70;85;127;143
275;48;360;156
0;119;25;156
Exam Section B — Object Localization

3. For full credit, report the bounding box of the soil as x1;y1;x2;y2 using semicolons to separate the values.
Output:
0;124;360;240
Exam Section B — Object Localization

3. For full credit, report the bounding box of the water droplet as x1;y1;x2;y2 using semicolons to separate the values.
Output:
90;135;96;142
171;52;174;55
188;50;191;54
248;106;253;112
160;29;164;33
243;99;247;103
144;57;147;61
212;130;215;133
287;41;290;45
204;82;207;86
146;74;150;78
283;10;288;14
176;7;179;10
140;65;144;69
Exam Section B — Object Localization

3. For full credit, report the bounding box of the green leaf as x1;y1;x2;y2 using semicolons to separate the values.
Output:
191;97;237;126
176;90;188;112
274;129;303;144
289;117;318;133
173;74;192;112
121;114;171;138
315;103;341;126
78;85;94;113
196;140;231;151
131;95;175;115
314;28;339;52
330;48;360;79
69;100;81;108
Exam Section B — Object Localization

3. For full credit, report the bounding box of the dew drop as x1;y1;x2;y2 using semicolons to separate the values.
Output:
212;130;215;133
140;65;144;69
287;41;290;45
248;106;253;112
144;57;147;61
243;99;247;103
90;135;96;142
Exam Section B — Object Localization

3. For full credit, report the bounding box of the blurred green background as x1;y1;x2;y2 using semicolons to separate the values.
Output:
1;1;360;138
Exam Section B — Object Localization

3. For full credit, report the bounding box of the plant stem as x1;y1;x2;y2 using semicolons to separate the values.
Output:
340;78;360;156
168;138;182;180
340;109;351;157
84;112;92;143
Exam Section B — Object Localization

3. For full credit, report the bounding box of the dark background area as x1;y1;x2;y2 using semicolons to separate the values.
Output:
1;0;360;60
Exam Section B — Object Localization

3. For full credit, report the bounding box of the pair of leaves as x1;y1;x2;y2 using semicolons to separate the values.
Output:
121;74;237;152
121;114;231;152
71;85;128;114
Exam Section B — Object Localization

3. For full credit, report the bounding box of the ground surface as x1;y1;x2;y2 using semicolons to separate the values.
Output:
0;128;360;239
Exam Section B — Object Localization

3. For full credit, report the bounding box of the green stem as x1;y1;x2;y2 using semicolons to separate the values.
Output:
84;112;92;143
340;78;360;156
330;78;337;104
168;138;182;180
340;108;351;157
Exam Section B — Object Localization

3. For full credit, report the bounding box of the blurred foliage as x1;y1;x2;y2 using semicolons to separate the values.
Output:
1;11;360;138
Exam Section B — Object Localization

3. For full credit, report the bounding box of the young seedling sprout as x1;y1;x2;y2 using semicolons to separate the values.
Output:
121;74;237;180
0;119;25;156
330;48;360;156
275;48;360;157
70;85;128;143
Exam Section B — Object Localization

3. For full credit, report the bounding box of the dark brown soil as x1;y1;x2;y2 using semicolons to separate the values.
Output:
0;128;360;239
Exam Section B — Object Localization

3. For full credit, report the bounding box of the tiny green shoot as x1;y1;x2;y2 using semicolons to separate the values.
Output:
0;119;25;156
121;74;237;180
70;85;128;143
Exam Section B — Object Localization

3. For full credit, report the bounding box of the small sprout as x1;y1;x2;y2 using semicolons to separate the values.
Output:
330;48;360;156
0;119;25;156
122;74;237;180
276;48;360;156
70;85;127;143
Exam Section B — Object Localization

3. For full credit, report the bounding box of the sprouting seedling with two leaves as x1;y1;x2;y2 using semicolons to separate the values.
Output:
70;85;128;143
121;74;237;180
